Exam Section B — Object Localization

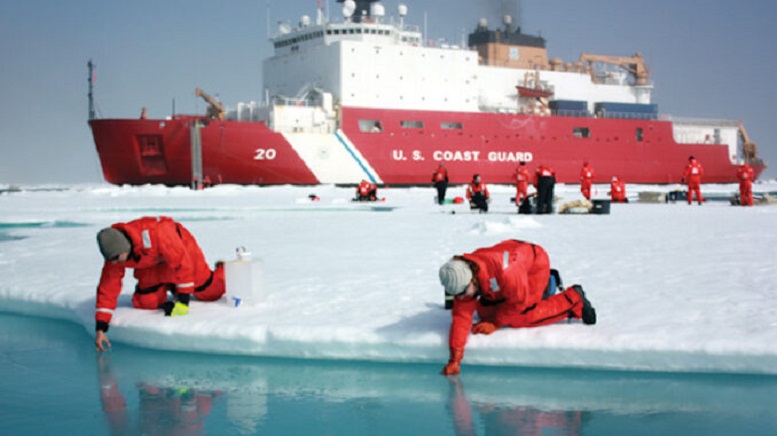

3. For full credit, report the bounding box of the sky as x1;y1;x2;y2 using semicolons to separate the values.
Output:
1;183;776;374
1;0;776;184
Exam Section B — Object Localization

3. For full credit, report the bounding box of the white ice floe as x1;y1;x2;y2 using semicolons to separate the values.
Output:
1;182;776;374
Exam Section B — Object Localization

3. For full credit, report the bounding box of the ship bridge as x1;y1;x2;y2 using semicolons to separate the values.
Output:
262;0;480;115
270;0;422;56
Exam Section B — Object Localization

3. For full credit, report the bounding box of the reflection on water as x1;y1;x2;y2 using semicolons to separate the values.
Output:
447;376;587;436
98;355;222;435
1;313;776;435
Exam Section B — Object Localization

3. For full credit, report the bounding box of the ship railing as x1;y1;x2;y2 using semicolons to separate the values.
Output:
596;111;658;120
272;96;314;107
661;115;740;127
553;109;590;118
394;22;421;33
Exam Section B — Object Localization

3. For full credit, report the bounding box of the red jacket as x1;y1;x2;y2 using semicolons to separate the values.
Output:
466;181;489;200
95;217;211;325
736;164;754;186
580;165;595;183
513;166;530;187
449;240;550;350
533;166;555;187
432;166;449;183
683;159;704;186
357;181;377;197
609;178;627;202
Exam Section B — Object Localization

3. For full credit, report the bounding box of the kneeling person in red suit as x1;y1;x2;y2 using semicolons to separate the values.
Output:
439;240;596;375
94;216;226;351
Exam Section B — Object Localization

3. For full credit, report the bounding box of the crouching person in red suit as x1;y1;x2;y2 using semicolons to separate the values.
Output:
608;176;628;203
438;240;596;375
94;216;226;351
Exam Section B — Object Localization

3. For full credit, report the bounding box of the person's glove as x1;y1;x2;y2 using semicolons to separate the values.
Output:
441;348;464;376
170;302;189;317
162;301;189;317
472;321;499;335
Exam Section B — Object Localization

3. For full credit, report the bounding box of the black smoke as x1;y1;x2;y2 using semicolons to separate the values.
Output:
478;0;522;31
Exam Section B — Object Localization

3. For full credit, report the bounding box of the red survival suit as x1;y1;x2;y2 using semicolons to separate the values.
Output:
683;157;704;204
95;217;225;330
466;181;490;201
580;163;595;200
356;180;378;201
609;177;627;203
513;164;531;205
736;163;755;206
432;164;449;184
466;178;490;212
432;164;449;205
446;240;586;371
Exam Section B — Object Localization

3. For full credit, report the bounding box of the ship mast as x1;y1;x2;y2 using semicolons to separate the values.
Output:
87;59;95;121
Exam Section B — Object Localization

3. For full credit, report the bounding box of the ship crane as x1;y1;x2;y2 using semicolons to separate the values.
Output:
738;122;762;165
195;87;225;120
579;52;650;86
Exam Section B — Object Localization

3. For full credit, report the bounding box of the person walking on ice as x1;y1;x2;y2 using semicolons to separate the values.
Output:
736;162;755;206
438;239;596;375
682;156;704;205
513;161;531;208
432;164;449;205
579;161;595;200
94;216;226;351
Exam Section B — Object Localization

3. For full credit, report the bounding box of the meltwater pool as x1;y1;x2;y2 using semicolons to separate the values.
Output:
0;313;775;435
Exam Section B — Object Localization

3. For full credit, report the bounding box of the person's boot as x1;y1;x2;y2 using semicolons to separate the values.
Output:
571;285;596;325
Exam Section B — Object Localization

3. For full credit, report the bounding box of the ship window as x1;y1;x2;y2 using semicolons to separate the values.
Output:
441;122;463;130
359;119;383;133
401;120;424;129
573;127;591;139
636;127;644;142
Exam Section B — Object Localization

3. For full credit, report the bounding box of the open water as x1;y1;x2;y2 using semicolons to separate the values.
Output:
1;313;775;435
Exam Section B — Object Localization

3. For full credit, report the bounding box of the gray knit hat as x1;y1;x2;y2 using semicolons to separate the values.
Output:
97;228;131;261
439;259;473;295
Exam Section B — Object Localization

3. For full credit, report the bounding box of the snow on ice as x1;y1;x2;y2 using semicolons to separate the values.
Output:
1;182;776;374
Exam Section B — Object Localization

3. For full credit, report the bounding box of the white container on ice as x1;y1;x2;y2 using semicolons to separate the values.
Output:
224;247;265;306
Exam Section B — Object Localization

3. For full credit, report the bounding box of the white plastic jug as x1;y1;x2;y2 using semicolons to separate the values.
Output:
224;247;265;306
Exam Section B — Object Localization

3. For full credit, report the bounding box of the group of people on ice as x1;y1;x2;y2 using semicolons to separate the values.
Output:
433;154;758;211
433;162;557;214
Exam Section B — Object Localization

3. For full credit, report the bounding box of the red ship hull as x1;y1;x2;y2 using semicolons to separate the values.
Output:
90;108;764;186
91;116;318;185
